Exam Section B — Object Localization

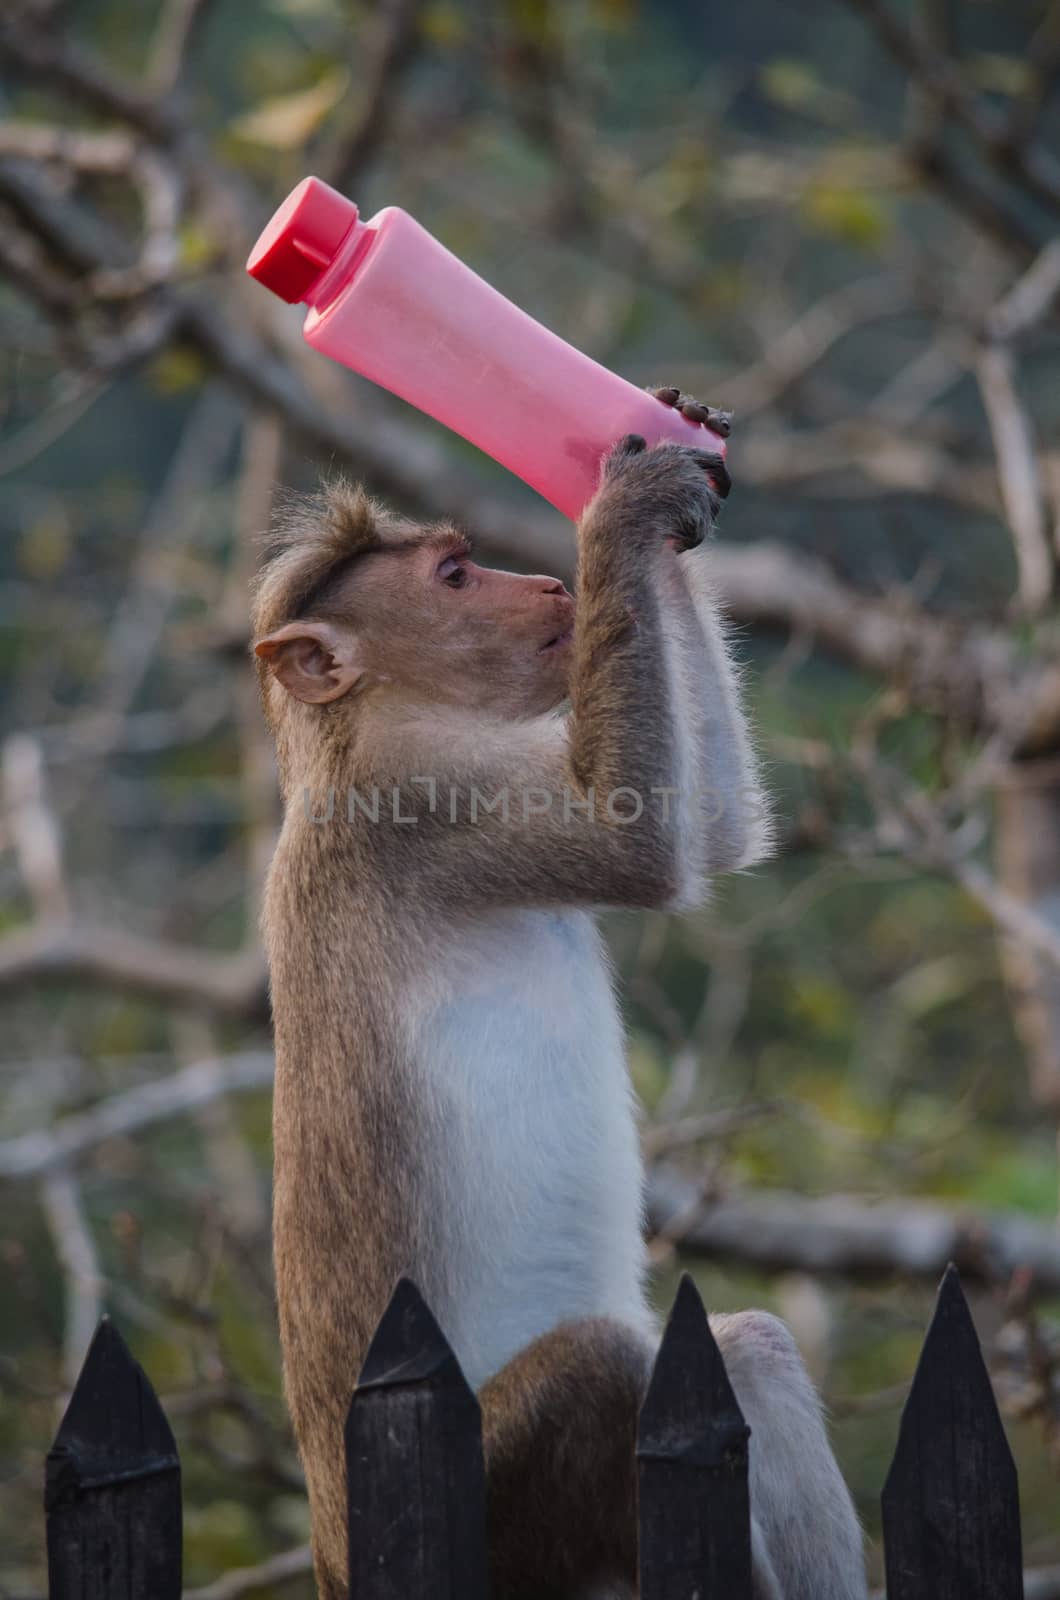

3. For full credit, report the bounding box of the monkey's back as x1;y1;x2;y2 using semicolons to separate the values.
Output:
265;816;652;1410
264;820;443;1582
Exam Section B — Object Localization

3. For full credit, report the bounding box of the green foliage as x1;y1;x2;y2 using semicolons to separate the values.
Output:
759;58;857;126
802;181;890;248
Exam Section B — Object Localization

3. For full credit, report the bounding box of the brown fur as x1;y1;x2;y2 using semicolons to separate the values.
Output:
480;1318;651;1600
252;435;856;1599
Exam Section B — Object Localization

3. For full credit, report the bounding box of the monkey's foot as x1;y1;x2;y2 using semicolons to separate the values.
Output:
649;385;733;439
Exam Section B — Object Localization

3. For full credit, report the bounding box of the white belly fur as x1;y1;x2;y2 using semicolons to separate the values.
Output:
405;907;653;1390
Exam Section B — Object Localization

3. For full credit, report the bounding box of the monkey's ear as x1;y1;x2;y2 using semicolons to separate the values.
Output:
253;620;365;704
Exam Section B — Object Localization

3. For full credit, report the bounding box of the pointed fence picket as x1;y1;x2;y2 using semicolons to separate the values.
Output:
881;1264;1024;1600
45;1318;182;1600
637;1274;752;1600
345;1276;490;1599
43;1266;1031;1599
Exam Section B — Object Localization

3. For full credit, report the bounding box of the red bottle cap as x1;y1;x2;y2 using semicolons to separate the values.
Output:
246;177;360;304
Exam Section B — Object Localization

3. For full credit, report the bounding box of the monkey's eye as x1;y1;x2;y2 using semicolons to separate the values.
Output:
437;555;468;589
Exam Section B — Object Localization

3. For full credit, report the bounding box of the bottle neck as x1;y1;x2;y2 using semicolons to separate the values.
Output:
304;217;374;310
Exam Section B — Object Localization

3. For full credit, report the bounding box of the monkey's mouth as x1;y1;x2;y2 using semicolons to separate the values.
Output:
538;627;574;655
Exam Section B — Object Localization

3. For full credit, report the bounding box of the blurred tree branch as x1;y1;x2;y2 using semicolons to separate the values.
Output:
147;0;216;99
0;923;268;1017
316;0;426;193
844;0;1060;224
0;1051;273;1179
647;1164;1060;1294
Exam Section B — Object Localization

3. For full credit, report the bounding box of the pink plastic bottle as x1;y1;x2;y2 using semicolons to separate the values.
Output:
246;178;727;521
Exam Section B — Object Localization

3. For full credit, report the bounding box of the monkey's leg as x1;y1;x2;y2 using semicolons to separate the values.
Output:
710;1310;869;1600
479;1316;651;1600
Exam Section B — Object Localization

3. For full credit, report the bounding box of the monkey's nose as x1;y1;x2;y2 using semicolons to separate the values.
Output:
539;578;570;597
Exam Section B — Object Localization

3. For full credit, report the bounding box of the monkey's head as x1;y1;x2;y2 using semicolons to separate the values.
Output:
251;482;575;731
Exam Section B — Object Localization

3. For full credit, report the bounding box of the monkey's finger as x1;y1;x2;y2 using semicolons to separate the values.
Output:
613;433;648;457
673;396;734;441
677;399;711;425
647;389;733;445
687;449;732;500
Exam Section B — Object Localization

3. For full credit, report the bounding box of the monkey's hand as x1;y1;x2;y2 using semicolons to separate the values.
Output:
597;433;727;552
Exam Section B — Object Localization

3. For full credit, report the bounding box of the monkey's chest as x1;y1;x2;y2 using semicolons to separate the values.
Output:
406;909;650;1389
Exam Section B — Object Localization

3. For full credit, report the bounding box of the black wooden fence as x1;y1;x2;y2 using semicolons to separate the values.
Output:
43;1265;1025;1599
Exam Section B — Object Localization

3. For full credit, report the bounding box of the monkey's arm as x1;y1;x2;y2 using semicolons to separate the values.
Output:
657;546;773;885
643;388;772;885
353;439;717;912
566;429;771;900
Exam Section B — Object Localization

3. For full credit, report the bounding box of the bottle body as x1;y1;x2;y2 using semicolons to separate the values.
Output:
249;182;725;521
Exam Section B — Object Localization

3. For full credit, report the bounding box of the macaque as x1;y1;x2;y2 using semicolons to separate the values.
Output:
251;391;868;1600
